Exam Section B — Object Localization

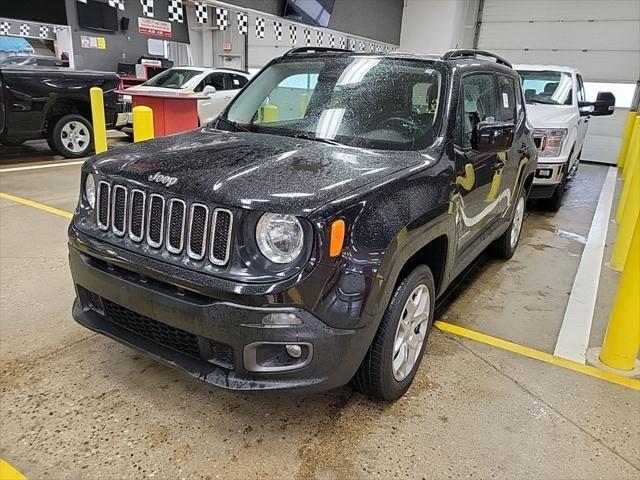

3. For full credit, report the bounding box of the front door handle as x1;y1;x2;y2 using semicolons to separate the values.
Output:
491;160;505;171
224;96;232;101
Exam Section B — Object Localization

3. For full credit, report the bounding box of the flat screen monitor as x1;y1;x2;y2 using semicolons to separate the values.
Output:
77;0;119;32
283;0;336;28
0;0;68;26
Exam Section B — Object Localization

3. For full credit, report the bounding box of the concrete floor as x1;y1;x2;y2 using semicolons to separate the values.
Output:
0;146;638;479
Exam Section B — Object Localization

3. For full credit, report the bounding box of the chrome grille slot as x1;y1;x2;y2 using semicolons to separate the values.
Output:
111;185;127;236
146;194;165;248
97;181;110;230
187;203;209;260
210;209;233;266
128;189;146;242
166;199;186;254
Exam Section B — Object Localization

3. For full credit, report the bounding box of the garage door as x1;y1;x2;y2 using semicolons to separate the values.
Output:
477;0;640;164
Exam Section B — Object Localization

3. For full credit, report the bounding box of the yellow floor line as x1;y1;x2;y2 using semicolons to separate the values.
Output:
0;192;73;220
435;321;640;391
2;191;637;391
0;459;27;480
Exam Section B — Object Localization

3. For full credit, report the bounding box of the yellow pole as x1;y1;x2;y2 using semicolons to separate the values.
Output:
611;161;639;270
299;93;309;117
262;104;279;123
621;116;640;180
600;216;640;370
617;112;637;170
615;128;639;224
132;106;154;143
89;87;108;154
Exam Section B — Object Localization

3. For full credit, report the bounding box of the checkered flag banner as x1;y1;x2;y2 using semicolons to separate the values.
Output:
329;34;335;47
255;17;265;38
289;25;296;45
54;26;66;33
108;0;125;11
274;21;282;41
215;8;228;30
140;0;153;17
349;38;356;50
359;41;365;52
304;29;310;46
168;0;183;23
0;21;11;36
195;2;208;24
237;13;248;35
339;37;346;49
19;24;30;36
316;30;323;46
369;43;375;52
39;25;50;38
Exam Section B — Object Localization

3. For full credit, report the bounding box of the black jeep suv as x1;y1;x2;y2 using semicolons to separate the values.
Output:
69;48;537;400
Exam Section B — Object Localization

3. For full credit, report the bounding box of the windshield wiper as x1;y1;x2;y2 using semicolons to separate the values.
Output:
293;132;344;146
216;116;250;132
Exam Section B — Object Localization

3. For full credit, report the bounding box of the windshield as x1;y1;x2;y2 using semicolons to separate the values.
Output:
518;70;573;105
143;69;202;89
223;57;443;150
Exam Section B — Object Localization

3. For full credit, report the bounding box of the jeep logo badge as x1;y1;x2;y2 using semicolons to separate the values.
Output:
148;172;178;186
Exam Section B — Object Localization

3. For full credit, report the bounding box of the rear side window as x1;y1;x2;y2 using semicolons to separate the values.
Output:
195;72;225;92
229;74;248;89
497;75;516;123
456;73;497;148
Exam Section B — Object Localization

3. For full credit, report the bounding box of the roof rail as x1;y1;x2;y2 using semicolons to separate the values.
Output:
284;47;353;56
441;49;512;68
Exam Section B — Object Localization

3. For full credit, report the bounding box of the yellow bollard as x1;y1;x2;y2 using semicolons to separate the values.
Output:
89;87;108;154
262;104;279;123
299;93;309;118
617;112;637;170
600;216;640;371
611;160;639;270
621;116;640;180
615;127;639;224
132;106;154;143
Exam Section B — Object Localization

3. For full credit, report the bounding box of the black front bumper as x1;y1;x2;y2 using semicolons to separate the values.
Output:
69;243;374;393
529;184;558;200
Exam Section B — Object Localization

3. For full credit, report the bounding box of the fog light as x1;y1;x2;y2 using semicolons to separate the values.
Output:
285;344;302;358
536;168;553;179
262;313;303;326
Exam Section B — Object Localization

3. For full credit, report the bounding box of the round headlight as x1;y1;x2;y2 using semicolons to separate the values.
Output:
256;213;304;264
85;173;96;209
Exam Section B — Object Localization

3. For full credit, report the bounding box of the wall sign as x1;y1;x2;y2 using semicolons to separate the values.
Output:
80;35;106;49
138;17;172;38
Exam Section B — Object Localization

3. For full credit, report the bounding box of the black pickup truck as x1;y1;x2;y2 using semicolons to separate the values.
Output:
0;66;123;158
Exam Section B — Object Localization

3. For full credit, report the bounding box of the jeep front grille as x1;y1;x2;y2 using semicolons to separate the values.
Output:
95;182;233;266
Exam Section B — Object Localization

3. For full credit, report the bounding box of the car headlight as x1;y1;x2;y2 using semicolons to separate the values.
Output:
84;173;96;209
256;213;304;264
534;128;567;157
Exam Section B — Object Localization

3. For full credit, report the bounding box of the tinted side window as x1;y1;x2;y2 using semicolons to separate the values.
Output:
229;74;248;89
576;74;586;103
457;73;497;148
195;72;226;92
497;75;516;123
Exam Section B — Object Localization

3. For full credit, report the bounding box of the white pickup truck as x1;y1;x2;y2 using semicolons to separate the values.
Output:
515;64;615;210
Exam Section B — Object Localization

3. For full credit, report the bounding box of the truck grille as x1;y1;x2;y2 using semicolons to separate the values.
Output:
96;182;233;265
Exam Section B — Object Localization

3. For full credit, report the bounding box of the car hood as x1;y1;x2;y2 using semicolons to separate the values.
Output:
124;85;190;94
525;104;578;129
88;127;424;216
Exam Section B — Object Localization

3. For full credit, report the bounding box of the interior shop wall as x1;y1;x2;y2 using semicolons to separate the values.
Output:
64;0;190;72
222;0;403;44
400;0;479;54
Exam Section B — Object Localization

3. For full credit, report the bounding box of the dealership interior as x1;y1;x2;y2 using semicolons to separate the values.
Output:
1;0;639;479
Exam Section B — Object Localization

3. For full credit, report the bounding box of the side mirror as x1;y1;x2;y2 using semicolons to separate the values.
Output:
592;91;616;116
202;85;217;95
472;120;515;153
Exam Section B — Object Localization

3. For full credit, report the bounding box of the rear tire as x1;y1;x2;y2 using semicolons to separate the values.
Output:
50;114;93;158
352;265;435;401
494;190;526;259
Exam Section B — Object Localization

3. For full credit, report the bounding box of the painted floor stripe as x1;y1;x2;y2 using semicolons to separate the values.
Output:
436;321;640;391
0;459;27;480
0;160;84;173
0;192;73;219
553;167;618;363
3;191;637;391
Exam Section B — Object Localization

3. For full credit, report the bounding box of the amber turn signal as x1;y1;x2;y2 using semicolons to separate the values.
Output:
329;219;346;257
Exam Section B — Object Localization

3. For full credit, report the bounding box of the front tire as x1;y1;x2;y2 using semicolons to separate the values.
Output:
494;190;526;259
353;265;435;401
50;114;93;158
